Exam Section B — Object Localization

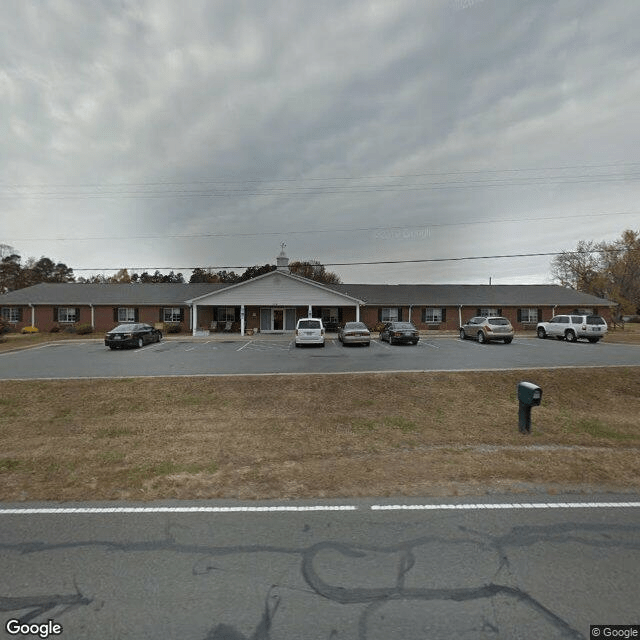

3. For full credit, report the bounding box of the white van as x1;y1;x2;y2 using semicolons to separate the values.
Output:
295;318;325;347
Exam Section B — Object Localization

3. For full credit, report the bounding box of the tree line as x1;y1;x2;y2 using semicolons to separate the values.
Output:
0;244;341;293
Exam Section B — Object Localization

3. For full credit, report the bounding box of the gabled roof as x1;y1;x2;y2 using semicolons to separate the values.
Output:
0;282;223;305
325;284;615;307
185;268;364;304
0;281;614;307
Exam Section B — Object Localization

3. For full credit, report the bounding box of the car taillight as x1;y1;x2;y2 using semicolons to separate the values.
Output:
321;329;325;335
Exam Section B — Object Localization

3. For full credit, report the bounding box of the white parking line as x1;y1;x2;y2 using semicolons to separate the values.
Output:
236;341;253;351
418;341;440;349
371;502;640;511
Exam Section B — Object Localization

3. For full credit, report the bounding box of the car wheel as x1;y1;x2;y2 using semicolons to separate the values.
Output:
537;327;546;339
504;338;513;344
412;340;418;345
477;331;486;344
157;332;162;342
565;330;577;342
459;329;466;340
388;336;394;345
588;337;600;343
137;337;144;348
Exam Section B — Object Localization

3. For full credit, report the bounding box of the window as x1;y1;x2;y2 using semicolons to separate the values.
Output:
519;308;539;323
381;308;399;322
57;307;78;323
321;308;339;323
1;307;21;323
218;307;236;322
118;307;136;322
163;307;182;322
479;308;499;317
423;308;445;323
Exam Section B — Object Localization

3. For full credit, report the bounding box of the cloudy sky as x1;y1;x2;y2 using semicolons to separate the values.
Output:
2;0;639;284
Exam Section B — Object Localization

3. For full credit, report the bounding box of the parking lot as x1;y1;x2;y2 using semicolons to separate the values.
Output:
1;334;639;379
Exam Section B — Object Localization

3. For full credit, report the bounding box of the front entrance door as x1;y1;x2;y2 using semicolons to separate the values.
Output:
259;308;297;332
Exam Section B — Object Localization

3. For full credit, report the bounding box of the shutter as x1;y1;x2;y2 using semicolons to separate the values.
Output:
235;306;240;321
159;308;164;322
17;308;23;322
477;308;481;316
517;309;522;323
113;308;118;322
75;308;80;323
537;308;543;322
134;308;139;322
54;307;58;322
398;308;403;322
378;308;382;322
498;308;502;316
179;308;185;322
441;308;447;322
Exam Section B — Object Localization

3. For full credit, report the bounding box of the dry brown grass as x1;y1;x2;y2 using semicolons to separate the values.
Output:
1;369;639;501
605;322;640;344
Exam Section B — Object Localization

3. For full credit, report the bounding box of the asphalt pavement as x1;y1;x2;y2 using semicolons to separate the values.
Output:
1;334;639;379
1;495;638;639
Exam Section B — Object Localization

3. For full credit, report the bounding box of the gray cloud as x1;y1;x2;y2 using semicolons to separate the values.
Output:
2;0;639;284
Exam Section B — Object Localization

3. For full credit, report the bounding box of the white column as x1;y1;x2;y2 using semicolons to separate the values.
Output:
308;304;312;318
192;304;198;336
30;304;35;327
356;305;360;322
90;305;95;329
240;305;245;336
458;306;462;328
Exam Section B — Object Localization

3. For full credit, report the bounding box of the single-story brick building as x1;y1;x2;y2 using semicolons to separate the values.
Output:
1;251;615;336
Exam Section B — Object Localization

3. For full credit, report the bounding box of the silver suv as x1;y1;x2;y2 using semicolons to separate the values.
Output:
459;316;514;344
536;314;607;343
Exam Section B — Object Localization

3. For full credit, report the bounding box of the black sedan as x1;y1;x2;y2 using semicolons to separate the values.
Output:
105;323;162;349
379;322;420;345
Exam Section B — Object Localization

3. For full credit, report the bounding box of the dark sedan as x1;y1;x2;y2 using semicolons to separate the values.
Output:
379;322;420;345
105;323;162;349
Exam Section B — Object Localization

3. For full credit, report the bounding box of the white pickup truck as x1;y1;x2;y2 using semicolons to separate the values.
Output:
536;314;608;343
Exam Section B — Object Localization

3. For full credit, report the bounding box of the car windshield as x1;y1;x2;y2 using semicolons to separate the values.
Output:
345;323;367;330
488;318;510;326
393;323;415;330
586;316;606;325
298;320;321;329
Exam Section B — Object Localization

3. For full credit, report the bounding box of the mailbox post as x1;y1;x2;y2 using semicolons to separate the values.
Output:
517;381;542;433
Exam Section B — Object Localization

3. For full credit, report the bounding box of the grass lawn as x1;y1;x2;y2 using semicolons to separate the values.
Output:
1;368;638;501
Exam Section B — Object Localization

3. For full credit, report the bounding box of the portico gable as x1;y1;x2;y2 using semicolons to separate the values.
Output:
186;270;363;335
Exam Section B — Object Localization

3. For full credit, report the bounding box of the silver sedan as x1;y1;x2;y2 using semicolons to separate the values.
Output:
338;322;371;346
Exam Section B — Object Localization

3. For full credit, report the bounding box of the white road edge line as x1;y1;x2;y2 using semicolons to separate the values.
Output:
370;502;640;510
0;506;359;514
1;502;639;515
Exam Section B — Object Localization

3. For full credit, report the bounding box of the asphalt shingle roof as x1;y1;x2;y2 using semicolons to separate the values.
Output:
1;281;614;307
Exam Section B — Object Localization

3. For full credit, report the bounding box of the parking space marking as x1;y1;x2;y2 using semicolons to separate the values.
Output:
236;341;253;351
418;341;440;349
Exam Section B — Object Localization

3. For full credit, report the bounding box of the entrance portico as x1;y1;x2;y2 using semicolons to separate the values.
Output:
186;269;363;336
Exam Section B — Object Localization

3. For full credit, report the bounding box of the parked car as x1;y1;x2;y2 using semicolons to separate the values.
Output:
295;318;325;347
338;321;371;346
536;314;607;343
379;321;420;345
459;316;514;344
105;323;162;349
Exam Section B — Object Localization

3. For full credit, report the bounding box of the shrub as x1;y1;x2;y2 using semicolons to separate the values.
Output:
166;323;183;334
371;322;387;333
21;326;40;334
75;323;94;335
0;318;10;335
49;324;61;333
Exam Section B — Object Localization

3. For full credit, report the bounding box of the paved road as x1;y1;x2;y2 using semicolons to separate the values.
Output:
1;495;638;639
1;336;639;379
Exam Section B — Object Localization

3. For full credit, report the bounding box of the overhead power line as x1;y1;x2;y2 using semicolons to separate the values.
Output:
5;210;639;243
70;248;624;272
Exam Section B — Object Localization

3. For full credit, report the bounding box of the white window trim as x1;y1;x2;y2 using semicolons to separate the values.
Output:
520;308;539;323
58;307;78;323
1;307;20;323
479;308;499;317
163;307;182;323
423;308;443;323
118;307;136;322
381;308;399;322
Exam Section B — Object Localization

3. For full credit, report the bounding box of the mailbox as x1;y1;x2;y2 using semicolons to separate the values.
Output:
517;382;542;433
518;381;542;407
